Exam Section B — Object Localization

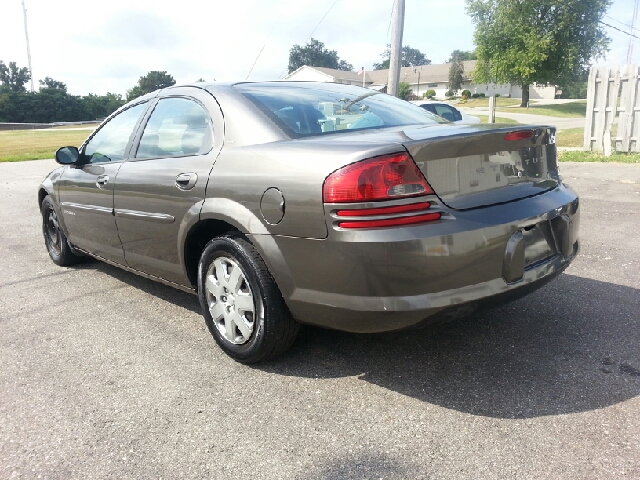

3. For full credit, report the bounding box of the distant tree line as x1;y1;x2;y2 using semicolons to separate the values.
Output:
0;61;178;123
0;61;125;123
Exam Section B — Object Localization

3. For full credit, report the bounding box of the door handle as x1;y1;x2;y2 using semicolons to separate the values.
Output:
175;172;198;191
96;175;109;188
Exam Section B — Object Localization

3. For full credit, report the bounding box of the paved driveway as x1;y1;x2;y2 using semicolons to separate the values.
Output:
1;160;639;479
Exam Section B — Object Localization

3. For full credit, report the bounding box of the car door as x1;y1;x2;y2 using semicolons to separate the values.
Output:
113;87;224;286
57;101;149;263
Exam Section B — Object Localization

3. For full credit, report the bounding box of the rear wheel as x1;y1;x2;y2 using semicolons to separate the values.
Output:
41;195;81;266
197;235;298;363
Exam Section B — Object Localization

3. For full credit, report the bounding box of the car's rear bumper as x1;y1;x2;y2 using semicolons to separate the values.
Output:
250;183;579;333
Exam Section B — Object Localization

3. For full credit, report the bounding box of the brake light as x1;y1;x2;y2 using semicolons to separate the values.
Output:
504;130;534;141
323;152;434;203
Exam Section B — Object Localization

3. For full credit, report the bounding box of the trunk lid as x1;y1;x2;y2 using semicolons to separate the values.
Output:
404;125;559;210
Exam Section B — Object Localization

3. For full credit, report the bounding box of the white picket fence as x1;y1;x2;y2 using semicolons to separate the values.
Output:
584;64;640;155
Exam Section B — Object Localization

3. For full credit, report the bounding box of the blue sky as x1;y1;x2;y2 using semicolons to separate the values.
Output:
0;0;636;96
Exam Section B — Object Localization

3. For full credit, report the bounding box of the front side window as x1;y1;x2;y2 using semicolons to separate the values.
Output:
83;102;147;163
136;97;213;159
235;83;447;138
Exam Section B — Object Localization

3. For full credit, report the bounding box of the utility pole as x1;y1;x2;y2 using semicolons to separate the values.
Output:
387;0;405;97
628;0;639;64
21;0;34;92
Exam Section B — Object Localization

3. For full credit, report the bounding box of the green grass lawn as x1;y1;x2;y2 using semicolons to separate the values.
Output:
0;126;95;162
474;115;521;125
498;101;587;118
455;97;521;108
558;150;640;163
556;127;584;148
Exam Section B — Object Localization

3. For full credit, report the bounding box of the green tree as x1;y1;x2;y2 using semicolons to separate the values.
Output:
0;61;31;93
82;92;125;119
127;71;176;101
398;82;413;100
466;0;611;107
373;45;431;70
39;77;67;92
288;38;353;73
448;53;465;94
446;50;477;63
556;70;588;99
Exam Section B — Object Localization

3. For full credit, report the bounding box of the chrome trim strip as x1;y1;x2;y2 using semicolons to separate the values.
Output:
114;209;175;224
60;202;113;216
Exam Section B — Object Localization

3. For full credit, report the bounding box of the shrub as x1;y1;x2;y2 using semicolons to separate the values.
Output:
479;93;486;98
445;89;454;97
424;89;436;99
471;93;480;98
495;93;501;97
461;89;471;98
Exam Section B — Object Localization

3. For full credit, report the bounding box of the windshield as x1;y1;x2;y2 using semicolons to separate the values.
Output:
235;82;448;138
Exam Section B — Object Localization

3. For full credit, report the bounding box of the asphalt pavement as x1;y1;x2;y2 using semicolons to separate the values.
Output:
1;160;639;479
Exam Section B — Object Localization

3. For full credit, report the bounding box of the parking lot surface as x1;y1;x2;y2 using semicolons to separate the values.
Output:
1;159;639;479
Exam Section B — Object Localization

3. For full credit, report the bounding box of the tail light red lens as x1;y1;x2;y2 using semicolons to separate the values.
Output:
504;130;535;141
323;152;434;203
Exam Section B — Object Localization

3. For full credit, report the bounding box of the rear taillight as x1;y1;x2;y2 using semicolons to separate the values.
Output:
504;130;534;141
323;152;434;203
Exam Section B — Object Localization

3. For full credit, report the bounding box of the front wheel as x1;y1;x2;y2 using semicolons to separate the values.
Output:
41;195;81;267
197;235;298;363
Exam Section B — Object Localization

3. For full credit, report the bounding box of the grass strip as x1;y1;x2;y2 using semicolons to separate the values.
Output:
0;127;93;162
558;150;640;163
455;97;521;108
556;127;584;148
497;101;586;118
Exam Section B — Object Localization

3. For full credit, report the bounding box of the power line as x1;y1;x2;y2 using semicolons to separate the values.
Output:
605;14;633;29
602;19;640;40
245;0;291;80
278;0;339;79
565;3;640;40
305;0;339;43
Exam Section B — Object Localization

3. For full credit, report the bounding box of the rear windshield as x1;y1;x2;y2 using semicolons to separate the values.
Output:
235;83;448;138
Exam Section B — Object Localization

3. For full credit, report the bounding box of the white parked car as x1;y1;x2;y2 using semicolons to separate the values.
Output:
410;100;481;124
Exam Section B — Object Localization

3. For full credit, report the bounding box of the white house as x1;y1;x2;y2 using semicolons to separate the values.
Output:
285;62;557;100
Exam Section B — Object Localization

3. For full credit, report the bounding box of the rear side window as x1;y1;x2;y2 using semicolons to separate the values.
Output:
235;83;447;138
83;102;147;163
423;104;462;122
136;97;213;159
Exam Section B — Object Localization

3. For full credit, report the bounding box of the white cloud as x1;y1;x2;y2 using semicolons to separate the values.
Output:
0;0;635;96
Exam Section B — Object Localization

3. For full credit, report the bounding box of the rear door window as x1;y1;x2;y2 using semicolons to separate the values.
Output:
433;104;462;122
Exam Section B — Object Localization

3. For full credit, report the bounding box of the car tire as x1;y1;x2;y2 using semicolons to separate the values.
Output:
41;195;82;267
197;234;298;364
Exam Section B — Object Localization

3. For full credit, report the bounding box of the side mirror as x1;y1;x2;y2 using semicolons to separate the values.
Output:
55;146;79;165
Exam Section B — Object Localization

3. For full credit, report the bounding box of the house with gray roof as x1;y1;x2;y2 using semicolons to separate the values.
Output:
285;62;557;99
